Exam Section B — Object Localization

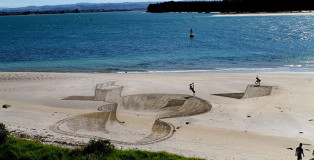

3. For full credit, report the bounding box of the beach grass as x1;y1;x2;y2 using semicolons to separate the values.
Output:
0;136;203;160
0;136;75;160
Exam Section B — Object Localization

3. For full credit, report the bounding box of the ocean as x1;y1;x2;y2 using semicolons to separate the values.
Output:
0;12;313;73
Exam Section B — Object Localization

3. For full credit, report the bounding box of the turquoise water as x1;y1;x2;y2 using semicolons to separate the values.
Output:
0;12;313;73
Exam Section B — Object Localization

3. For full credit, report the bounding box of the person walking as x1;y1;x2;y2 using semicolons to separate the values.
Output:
295;143;304;160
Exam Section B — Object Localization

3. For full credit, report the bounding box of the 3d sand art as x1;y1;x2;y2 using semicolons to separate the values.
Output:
50;81;212;145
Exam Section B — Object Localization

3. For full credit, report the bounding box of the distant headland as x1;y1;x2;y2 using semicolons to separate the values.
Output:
147;0;313;13
0;2;150;16
0;9;130;16
1;0;313;16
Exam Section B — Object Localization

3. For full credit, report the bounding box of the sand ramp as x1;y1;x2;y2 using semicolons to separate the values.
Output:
122;94;185;110
243;85;275;98
123;94;211;119
213;85;276;99
137;120;174;144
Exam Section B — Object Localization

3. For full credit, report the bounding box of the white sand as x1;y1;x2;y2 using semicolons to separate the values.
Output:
0;72;313;160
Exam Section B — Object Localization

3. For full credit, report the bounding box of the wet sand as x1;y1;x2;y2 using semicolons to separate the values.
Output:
0;72;313;160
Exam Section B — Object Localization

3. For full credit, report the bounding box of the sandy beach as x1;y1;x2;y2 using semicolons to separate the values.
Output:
0;72;313;160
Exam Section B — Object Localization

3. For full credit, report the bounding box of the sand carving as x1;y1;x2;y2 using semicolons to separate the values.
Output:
50;81;212;145
212;85;276;99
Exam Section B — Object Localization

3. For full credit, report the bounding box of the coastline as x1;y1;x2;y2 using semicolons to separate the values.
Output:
1;9;313;17
2;64;314;74
0;10;145;17
0;71;313;159
213;11;314;17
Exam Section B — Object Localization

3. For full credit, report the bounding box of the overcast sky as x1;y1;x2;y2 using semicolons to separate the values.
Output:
0;0;168;8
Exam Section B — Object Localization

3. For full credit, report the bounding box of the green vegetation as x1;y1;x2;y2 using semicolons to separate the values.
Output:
0;137;202;160
82;140;114;156
0;123;9;144
147;0;313;13
0;123;203;160
0;136;79;160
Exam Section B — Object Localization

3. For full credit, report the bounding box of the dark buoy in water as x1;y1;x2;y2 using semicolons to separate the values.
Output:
190;29;194;38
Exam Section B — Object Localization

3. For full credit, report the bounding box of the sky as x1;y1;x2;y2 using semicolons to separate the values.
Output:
0;0;167;8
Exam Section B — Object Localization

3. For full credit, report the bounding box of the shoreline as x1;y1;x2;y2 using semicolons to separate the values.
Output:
1;10;313;17
156;11;314;15
1;71;313;159
1;67;314;74
2;62;314;75
214;11;314;17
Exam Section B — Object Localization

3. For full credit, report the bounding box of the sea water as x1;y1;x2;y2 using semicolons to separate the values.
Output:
0;12;313;73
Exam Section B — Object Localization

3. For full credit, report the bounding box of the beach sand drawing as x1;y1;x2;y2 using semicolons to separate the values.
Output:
1;72;314;159
51;81;212;145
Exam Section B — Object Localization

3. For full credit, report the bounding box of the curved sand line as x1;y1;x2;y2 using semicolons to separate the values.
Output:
50;82;212;145
49;112;175;145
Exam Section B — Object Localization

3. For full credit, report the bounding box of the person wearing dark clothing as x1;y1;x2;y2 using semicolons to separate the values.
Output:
295;143;304;160
189;82;195;96
255;75;261;86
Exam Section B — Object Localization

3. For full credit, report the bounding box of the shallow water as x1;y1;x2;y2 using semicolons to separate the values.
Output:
0;12;313;73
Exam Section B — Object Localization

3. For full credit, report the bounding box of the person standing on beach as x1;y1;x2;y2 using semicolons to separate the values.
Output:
295;143;304;160
189;82;195;96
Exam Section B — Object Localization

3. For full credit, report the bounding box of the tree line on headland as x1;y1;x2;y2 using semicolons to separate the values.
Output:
1;0;312;16
147;0;313;13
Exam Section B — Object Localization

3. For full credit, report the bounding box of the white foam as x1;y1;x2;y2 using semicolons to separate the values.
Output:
284;64;304;68
117;67;281;74
116;65;314;74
